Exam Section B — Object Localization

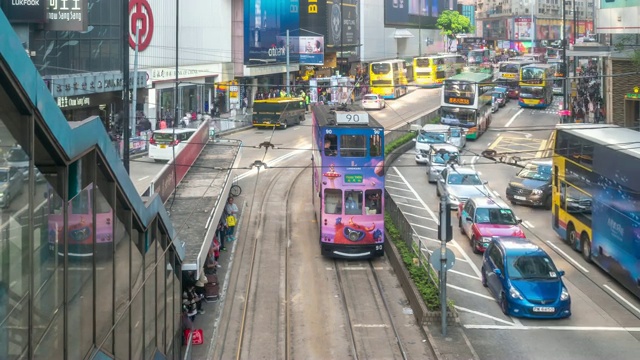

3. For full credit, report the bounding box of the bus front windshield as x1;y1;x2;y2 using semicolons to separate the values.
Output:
443;81;476;101
468;51;485;65
521;68;545;81
499;63;519;73
440;107;477;126
371;63;391;74
519;86;544;98
415;58;431;68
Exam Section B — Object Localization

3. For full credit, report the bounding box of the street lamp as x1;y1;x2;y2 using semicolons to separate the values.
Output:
530;0;535;54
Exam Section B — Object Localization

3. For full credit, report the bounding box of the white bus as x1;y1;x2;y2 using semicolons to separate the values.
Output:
148;128;197;162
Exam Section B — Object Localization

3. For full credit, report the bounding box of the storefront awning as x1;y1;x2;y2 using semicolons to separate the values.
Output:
393;29;414;39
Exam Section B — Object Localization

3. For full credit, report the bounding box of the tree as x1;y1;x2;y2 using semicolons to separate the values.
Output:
436;10;474;52
612;35;640;70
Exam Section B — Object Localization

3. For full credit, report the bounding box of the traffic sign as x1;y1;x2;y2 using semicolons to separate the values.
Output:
429;248;456;271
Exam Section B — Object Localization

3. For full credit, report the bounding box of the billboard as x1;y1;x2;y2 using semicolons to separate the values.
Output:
384;0;455;27
2;0;47;23
243;0;300;65
327;0;360;48
300;0;327;35
536;19;562;40
276;36;325;65
600;0;640;9
514;17;533;41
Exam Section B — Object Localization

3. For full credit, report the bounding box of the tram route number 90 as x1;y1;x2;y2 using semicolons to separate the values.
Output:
336;112;370;125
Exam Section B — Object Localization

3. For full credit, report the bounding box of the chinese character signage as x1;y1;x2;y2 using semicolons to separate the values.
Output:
243;0;300;65
45;0;88;31
46;71;148;97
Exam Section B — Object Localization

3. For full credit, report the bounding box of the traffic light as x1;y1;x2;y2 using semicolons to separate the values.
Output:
438;200;453;242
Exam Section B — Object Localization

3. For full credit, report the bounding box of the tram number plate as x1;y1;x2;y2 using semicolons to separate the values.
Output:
532;307;555;313
514;196;526;201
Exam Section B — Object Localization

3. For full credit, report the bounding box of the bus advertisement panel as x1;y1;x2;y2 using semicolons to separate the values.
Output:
311;105;385;259
552;124;640;298
369;60;408;99
440;72;494;139
412;55;465;87
518;64;555;108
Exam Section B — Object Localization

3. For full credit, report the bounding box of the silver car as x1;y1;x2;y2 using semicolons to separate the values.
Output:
436;167;492;210
426;144;461;183
0;166;25;208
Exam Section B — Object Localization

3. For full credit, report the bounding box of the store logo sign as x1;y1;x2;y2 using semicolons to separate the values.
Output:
129;0;154;51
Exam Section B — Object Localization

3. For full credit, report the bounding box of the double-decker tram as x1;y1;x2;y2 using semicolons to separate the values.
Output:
551;124;640;298
311;104;385;259
412;54;465;87
369;59;408;99
518;64;555;108
440;72;493;140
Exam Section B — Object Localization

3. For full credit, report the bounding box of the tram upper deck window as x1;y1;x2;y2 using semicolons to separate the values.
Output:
370;134;382;157
324;134;338;156
340;135;366;157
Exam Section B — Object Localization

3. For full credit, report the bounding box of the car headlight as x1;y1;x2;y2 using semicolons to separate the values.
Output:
0;193;4;199
560;287;570;301
531;189;543;195
509;286;523;300
448;194;458;202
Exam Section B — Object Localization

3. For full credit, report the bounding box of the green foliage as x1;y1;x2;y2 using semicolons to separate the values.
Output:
384;132;417;156
385;214;441;310
436;10;473;51
613;35;640;70
429;116;441;124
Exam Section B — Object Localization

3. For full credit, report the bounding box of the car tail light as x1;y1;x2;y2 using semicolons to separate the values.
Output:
170;140;180;147
149;138;156;145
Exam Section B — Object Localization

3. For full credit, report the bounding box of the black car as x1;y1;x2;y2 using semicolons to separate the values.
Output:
505;160;553;209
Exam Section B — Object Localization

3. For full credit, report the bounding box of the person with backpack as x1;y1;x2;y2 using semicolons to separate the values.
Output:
224;197;239;242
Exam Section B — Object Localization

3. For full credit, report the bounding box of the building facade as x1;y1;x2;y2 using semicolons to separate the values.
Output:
0;9;185;360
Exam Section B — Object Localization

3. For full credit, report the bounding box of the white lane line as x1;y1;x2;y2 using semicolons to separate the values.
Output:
545;241;589;273
385;185;413;192
386;179;406;185
464;325;640;332
390;194;421;201
603;284;640;316
341;267;367;271
454;305;516;326
415;235;442;244
404;212;438;222
505;108;524;128
353;324;389;328
138;175;149;181
387;173;402;178
391;166;439;222
447;283;496;301
522;221;534;228
397;202;431;210
492;190;500;197
450;239;484;279
471;155;479;171
409;223;438;232
511;317;524;327
449;269;481;281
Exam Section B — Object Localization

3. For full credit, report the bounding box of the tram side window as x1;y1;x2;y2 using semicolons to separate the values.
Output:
324;134;338;156
324;189;342;214
365;189;382;214
340;135;366;157
345;190;363;215
370;134;382;157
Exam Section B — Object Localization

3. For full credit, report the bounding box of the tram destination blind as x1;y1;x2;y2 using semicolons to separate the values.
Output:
335;112;369;125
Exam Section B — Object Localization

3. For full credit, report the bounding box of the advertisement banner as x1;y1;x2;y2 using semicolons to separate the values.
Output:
327;0;360;48
300;0;327;35
2;0;47;23
277;35;325;65
536;19;562;40
243;0;300;65
514;17;533;41
384;0;444;27
45;0;88;31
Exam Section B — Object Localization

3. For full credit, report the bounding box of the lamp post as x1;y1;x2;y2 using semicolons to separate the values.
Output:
530;0;535;54
562;0;568;120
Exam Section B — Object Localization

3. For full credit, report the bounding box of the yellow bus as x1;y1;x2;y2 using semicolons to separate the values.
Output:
252;97;306;129
412;54;465;87
551;124;640;299
369;59;408;99
518;64;555;109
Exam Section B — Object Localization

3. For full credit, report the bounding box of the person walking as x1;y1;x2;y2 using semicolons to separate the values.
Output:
305;92;310;113
224;197;239;242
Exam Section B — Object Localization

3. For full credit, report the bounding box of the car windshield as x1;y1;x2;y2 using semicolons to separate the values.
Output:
475;207;518;225
0;170;8;182
450;128;462;138
432;151;459;164
447;173;482;185
7;149;29;162
507;255;559;280
518;163;551;181
363;95;378;101
417;132;446;144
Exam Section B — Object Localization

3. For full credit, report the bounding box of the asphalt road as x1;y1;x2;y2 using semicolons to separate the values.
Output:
388;96;640;360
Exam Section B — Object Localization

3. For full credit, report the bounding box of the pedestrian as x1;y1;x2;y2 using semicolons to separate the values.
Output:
194;269;208;302
224;197;239;242
242;95;248;115
305;93;310;112
216;221;228;250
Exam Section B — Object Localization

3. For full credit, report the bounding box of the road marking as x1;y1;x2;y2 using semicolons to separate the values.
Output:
603;284;640;316
415;235;442;244
237;150;302;181
447;283;496;300
391;167;439;222
397;202;431;211
492;190;501;197
505;108;524;127
409;222;438;232
450;239;483;279
449;269;481;280
390;194;420;201
487;136;504;151
464;324;640;332
404;212;438;222
341;267;367;271
353;324;389;328
454;305;515;326
522;221;534;228
535;139;548;158
385;185;413;193
545;241;589;273
138;175;149;181
386;179;405;185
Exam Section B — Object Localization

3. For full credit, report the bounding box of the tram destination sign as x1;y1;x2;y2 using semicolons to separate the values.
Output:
344;174;363;183
445;97;473;106
335;112;369;125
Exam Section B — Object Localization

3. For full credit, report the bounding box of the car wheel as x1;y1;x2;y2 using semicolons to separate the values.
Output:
581;233;592;262
566;223;577;249
500;292;509;315
471;236;480;254
281;120;288;129
481;268;488;287
544;195;552;210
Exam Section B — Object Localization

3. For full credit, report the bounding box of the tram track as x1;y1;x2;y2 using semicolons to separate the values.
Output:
334;259;410;360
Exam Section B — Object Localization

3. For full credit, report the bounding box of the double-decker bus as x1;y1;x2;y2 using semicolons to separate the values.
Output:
369;59;408;99
552;124;640;298
496;60;536;98
547;59;566;95
518;64;555;108
412;54;465;87
467;49;492;65
252;97;306;129
440;72;494;140
456;35;484;55
311;104;385;259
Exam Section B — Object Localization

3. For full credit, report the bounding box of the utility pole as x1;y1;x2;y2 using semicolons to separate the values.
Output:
438;194;450;336
562;0;568;119
121;0;130;173
530;0;535;54
131;20;141;138
418;5;422;56
340;0;344;76
286;29;290;96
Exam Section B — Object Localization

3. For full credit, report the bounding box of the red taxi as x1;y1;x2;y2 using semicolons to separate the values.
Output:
458;197;526;254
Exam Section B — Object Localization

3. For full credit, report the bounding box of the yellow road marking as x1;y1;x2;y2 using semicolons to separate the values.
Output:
535;140;548;159
488;135;504;150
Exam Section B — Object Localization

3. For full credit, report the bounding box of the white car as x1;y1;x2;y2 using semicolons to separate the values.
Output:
362;94;385;110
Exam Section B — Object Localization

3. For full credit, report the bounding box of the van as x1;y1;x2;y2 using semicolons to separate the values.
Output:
414;124;452;164
425;143;461;183
148;128;197;162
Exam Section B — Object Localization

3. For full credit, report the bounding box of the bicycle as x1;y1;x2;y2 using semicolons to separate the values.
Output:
230;175;242;197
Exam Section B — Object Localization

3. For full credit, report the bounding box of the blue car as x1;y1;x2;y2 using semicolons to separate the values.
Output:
494;86;510;103
482;236;571;319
